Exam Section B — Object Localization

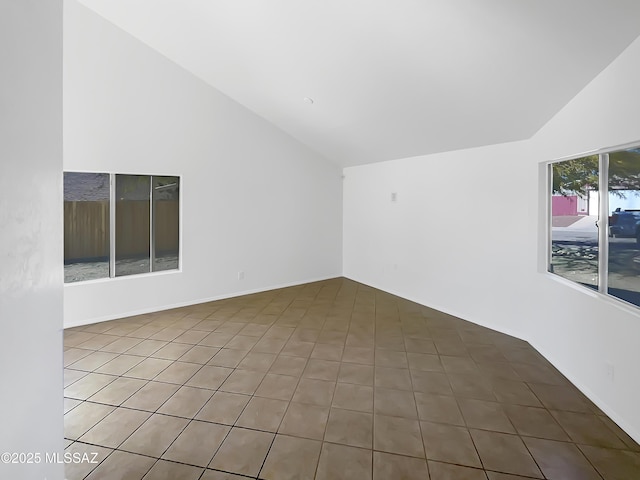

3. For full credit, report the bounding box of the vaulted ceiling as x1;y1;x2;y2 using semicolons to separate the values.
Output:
77;0;640;167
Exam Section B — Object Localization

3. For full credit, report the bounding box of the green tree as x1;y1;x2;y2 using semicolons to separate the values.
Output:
552;155;598;197
609;150;640;192
552;150;640;198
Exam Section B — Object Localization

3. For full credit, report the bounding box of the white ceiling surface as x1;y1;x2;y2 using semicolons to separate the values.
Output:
76;0;640;167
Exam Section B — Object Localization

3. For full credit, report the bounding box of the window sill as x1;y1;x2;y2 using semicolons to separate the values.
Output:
64;268;182;286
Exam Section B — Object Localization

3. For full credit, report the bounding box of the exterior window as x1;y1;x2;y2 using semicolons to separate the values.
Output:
549;147;640;307
115;174;151;277
64;172;110;282
64;172;180;283
607;149;640;304
550;155;599;289
153;176;180;272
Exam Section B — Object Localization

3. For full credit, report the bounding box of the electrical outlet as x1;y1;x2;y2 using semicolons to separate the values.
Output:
391;192;397;202
238;271;245;280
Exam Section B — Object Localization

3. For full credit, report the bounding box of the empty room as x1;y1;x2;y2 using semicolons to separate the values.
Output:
2;1;640;479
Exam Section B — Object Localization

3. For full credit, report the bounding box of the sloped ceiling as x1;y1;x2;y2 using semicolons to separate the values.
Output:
76;0;640;167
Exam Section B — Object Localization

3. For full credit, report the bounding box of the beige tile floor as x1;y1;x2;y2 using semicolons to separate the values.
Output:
63;278;640;479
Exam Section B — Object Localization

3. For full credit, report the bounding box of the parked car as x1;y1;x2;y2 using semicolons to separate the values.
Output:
609;209;640;242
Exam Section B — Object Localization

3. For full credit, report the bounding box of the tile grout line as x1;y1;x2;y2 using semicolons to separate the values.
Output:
63;278;640;479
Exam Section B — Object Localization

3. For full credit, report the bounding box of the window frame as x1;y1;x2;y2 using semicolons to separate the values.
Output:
546;141;640;308
64;171;182;284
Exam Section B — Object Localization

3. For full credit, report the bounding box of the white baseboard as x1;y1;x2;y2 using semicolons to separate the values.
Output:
343;274;640;445
342;274;527;341
532;343;640;445
63;274;341;329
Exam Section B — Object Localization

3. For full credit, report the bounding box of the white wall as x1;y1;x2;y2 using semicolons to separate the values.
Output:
0;1;64;479
344;36;640;442
64;1;343;326
344;141;536;339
